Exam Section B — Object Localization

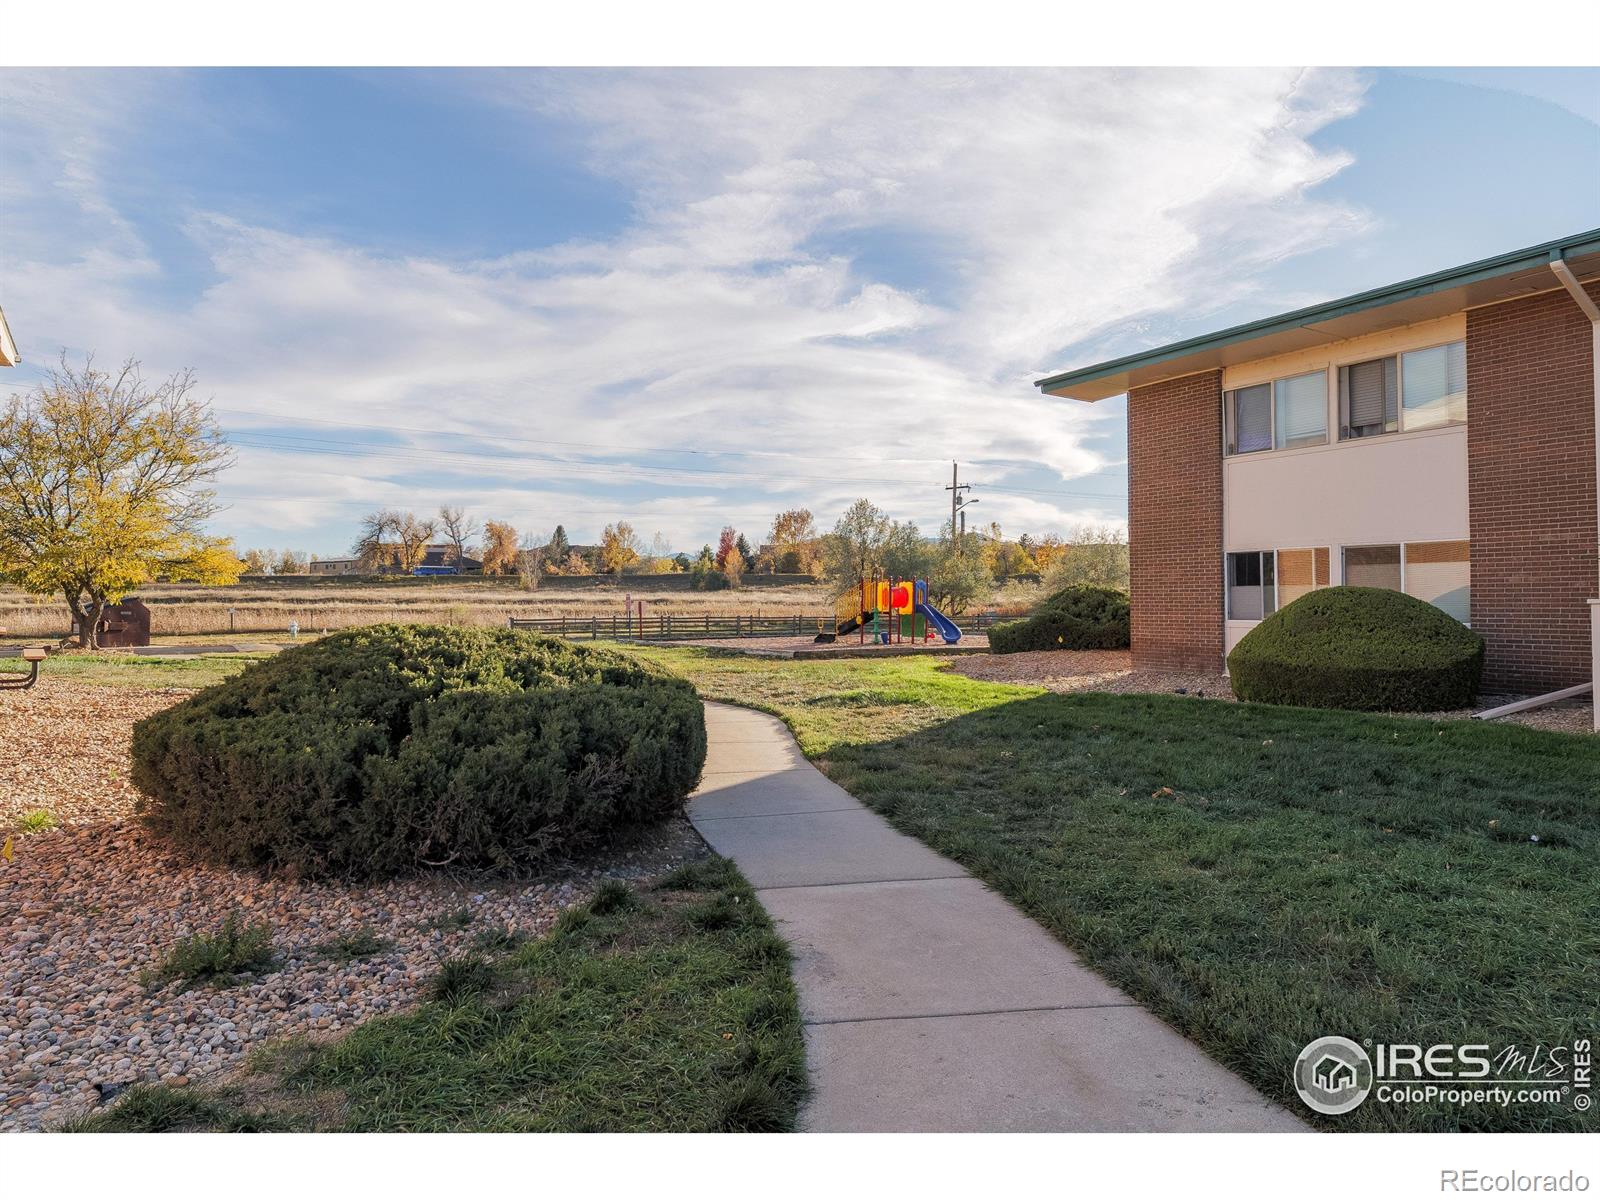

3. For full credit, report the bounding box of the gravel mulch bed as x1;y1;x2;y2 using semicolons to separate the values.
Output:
1;820;706;1132
945;649;1596;735
0;678;708;1132
0;679;180;828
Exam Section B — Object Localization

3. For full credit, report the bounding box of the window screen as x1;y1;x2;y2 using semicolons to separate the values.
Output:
1401;341;1467;431
1343;544;1402;590
1226;384;1272;455
1274;371;1327;449
1404;540;1470;623
1340;357;1398;439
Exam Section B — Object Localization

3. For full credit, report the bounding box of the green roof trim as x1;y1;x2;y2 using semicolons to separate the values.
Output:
1035;228;1600;395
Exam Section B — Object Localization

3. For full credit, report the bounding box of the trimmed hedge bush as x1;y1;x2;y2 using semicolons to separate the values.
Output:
1227;587;1484;712
132;625;706;879
988;585;1130;654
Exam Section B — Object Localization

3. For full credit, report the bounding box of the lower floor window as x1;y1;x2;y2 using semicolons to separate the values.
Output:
1343;543;1402;590
1343;541;1471;623
1401;539;1470;624
1227;551;1275;620
1228;542;1468;624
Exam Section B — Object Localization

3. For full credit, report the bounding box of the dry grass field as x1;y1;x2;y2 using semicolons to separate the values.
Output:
0;579;833;640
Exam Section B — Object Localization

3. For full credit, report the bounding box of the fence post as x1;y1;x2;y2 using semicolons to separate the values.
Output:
592;617;598;640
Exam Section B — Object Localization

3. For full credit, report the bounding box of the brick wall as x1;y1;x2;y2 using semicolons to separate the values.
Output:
1127;370;1224;671
1467;281;1599;693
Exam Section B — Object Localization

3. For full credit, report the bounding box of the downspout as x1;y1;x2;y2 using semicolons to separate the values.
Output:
1548;258;1600;731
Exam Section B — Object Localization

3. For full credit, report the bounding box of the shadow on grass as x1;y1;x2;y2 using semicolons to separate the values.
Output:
810;689;1599;1133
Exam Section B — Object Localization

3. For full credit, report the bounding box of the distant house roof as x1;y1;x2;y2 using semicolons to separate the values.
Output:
1036;228;1600;402
0;307;18;367
421;544;483;571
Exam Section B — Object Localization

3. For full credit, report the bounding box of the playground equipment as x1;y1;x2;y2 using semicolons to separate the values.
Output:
815;573;962;646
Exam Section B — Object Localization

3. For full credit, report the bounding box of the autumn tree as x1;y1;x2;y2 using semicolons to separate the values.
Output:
273;549;308;575
480;520;519;575
0;356;241;648
354;508;435;573
767;508;820;574
242;548;270;575
714;526;740;569
437;505;480;569
599;521;642;575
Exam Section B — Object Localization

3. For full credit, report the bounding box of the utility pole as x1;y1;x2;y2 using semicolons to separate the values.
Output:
945;461;974;555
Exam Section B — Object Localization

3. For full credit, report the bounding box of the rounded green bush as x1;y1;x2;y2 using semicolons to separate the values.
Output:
1227;587;1484;711
132;625;706;879
988;585;1130;654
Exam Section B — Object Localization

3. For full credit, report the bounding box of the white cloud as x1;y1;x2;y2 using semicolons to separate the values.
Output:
2;67;1369;548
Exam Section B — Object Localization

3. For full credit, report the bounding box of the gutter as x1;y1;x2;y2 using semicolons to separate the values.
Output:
1478;258;1600;728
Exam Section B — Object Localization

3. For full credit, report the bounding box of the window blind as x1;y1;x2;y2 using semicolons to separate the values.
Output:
1274;371;1327;448
1401;341;1467;429
1230;384;1272;454
1343;358;1396;435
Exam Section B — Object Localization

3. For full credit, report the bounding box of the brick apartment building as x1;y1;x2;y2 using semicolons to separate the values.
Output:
1036;229;1600;711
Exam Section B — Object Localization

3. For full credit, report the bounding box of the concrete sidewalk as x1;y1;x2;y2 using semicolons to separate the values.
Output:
688;702;1306;1133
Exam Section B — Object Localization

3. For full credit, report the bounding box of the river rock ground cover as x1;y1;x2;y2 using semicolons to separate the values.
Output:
0;676;704;1131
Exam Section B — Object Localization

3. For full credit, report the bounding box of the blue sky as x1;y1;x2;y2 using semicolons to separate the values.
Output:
3;66;1597;557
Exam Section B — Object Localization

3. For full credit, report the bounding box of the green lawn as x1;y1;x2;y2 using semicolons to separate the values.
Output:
74;858;806;1132
0;650;270;689
634;646;1600;1133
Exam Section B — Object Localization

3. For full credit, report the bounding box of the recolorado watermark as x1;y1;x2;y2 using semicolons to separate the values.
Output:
1440;1169;1590;1193
1292;1035;1592;1118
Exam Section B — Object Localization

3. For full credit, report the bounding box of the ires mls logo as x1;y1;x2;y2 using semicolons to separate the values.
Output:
1293;1036;1595;1116
1294;1037;1374;1115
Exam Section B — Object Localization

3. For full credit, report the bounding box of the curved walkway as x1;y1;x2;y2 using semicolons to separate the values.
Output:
688;701;1307;1132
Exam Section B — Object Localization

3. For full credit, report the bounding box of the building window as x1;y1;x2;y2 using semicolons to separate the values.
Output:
1275;547;1330;608
1225;383;1272;455
1225;371;1328;455
1274;371;1328;449
1227;551;1276;620
1401;341;1468;430
1340;341;1466;440
1339;358;1398;439
1403;540;1470;624
1343;544;1402;590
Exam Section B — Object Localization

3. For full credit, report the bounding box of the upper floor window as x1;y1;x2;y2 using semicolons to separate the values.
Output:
1224;369;1327;456
1340;341;1466;440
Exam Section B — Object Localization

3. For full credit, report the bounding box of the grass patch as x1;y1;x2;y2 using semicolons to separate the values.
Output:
634;646;1600;1133
0;651;269;690
76;855;806;1132
311;927;392;962
14;808;57;835
141;912;279;990
470;924;527;954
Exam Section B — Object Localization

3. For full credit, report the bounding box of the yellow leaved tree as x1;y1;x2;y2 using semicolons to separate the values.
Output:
0;356;242;648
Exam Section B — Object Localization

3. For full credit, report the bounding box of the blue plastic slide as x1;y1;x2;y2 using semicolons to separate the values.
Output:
915;602;962;644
